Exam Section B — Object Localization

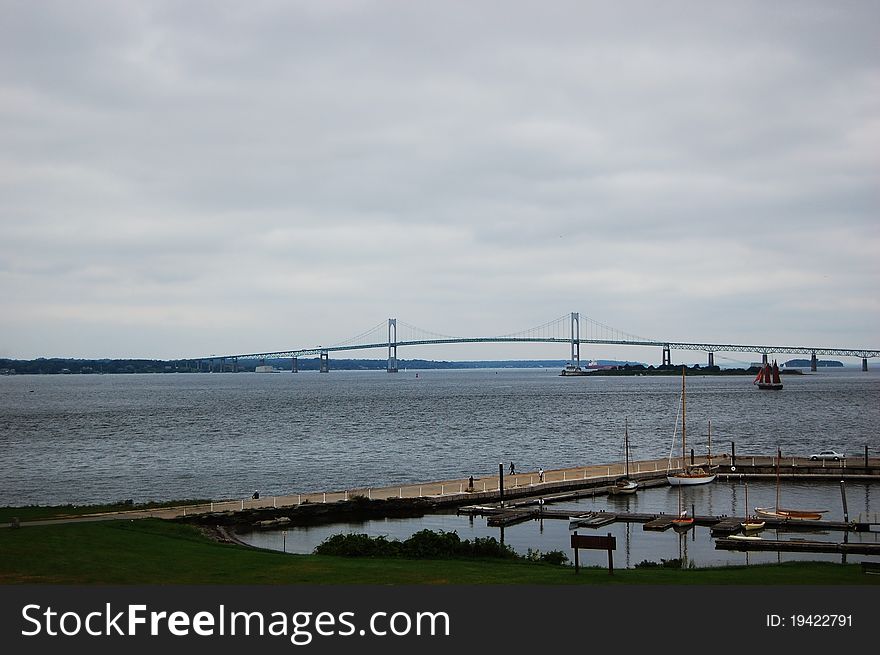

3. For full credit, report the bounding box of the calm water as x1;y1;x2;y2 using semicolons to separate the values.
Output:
0;368;878;506
238;479;879;568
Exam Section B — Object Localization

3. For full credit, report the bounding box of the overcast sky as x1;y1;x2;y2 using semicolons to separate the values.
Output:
1;0;878;363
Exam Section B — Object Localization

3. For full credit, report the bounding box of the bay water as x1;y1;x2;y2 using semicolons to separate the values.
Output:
1;368;877;509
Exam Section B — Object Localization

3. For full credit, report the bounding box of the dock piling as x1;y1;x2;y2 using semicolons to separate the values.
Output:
499;463;505;507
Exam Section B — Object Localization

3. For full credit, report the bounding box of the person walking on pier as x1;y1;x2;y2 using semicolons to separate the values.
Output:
509;462;516;475
538;468;544;483
468;475;474;491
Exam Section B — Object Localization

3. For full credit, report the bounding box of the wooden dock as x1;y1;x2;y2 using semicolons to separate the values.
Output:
460;503;875;537
716;537;880;555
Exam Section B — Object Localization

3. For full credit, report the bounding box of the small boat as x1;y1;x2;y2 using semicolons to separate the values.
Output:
755;447;828;520
610;418;638;495
754;507;825;521
729;533;763;541
672;510;694;531
740;482;765;531
667;368;716;486
670;477;694;531
753;360;783;390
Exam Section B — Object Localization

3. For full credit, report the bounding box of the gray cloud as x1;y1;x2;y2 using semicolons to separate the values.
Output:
1;0;878;360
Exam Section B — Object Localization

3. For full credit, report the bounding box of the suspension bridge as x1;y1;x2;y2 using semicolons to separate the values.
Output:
192;313;879;373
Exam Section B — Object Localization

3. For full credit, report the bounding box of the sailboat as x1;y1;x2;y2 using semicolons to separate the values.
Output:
611;418;638;495
740;482;765;532
671;483;694;530
667;368;716;486
753;360;783;390
755;448;828;520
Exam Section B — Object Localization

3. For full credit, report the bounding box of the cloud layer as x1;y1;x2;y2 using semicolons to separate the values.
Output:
1;1;878;360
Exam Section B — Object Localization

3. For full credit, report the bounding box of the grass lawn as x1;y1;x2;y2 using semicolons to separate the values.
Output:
1;518;876;585
0;501;211;523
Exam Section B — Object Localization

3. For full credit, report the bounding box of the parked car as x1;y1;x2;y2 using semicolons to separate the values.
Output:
810;450;845;461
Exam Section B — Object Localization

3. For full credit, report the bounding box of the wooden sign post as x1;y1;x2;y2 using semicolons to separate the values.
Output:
571;531;616;575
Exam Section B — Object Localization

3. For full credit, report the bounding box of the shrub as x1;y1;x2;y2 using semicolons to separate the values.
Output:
539;550;569;566
401;530;462;558
314;533;399;557
313;530;518;560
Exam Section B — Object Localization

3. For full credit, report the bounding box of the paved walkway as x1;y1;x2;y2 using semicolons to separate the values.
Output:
6;457;691;526
7;454;868;527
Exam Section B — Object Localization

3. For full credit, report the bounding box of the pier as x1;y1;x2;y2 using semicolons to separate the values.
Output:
5;455;879;530
459;505;875;535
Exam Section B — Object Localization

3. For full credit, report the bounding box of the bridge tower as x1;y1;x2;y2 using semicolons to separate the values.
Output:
570;312;580;369
292;356;298;373
662;345;671;366
320;351;329;373
810;351;817;372
387;318;398;373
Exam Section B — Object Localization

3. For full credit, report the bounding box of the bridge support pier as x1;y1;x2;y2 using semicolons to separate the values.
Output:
863;357;868;372
233;357;237;373
811;352;817;372
320;351;329;373
761;353;768;366
220;357;226;373
662;345;671;367
292;356;298;373
387;318;398;373
570;312;580;369
707;352;714;367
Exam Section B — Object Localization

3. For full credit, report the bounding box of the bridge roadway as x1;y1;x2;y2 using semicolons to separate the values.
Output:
194;312;880;371
6;455;879;527
219;338;880;361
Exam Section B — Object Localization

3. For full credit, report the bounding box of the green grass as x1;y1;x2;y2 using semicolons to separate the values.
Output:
0;501;212;523
0;519;876;585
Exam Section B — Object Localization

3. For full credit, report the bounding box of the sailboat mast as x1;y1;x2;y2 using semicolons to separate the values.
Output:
775;446;780;511
681;367;686;464
707;419;712;468
624;418;630;477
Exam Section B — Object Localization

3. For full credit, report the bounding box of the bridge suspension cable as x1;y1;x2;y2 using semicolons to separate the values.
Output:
495;315;570;341
326;321;387;349
576;313;655;344
395;321;460;342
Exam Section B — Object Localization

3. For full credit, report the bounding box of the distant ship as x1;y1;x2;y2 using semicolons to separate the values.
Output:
753;360;783;390
559;360;615;376
255;365;278;373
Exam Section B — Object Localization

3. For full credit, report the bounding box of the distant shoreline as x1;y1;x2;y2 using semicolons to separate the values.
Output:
0;358;825;375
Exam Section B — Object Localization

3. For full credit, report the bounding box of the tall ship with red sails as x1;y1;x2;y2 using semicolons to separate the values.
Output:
753;359;783;390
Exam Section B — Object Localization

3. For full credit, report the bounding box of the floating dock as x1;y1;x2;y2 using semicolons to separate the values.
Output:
716;537;880;555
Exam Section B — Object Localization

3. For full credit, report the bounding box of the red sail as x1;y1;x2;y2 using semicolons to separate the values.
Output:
771;360;781;384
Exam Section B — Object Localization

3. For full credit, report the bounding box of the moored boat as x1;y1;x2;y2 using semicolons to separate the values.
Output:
667;368;716;486
754;507;825;521
740;481;765;531
755;448;828;520
610;418;638;495
729;533;763;541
